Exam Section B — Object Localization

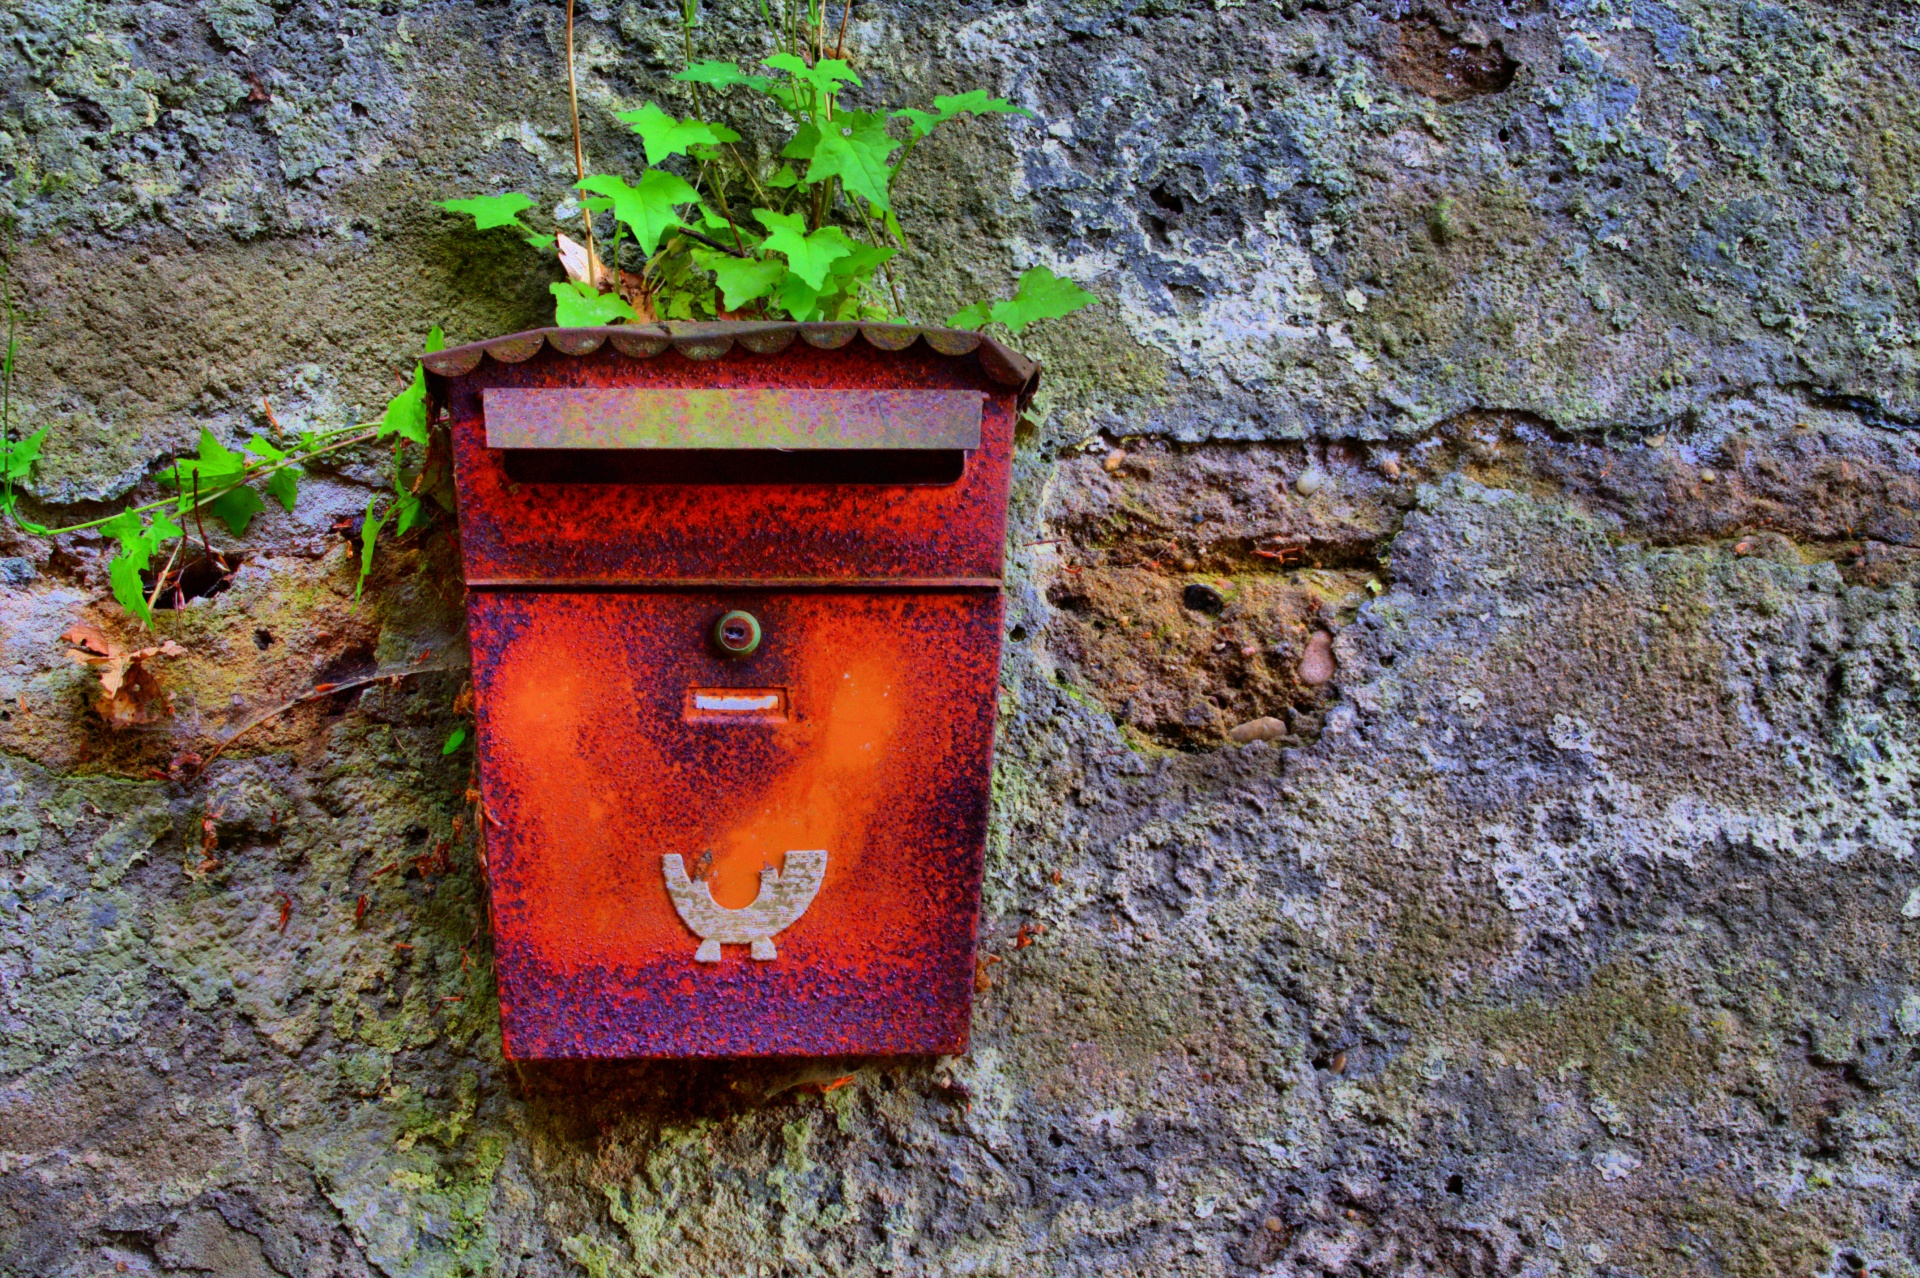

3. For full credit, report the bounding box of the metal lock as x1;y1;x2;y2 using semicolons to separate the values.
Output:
713;609;762;656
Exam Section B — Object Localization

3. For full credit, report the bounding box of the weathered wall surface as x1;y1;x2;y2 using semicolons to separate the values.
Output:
2;0;1919;1274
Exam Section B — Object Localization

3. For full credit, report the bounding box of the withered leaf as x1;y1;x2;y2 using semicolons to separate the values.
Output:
61;623;187;727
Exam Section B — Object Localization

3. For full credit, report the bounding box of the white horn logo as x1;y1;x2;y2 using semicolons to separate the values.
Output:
662;850;827;963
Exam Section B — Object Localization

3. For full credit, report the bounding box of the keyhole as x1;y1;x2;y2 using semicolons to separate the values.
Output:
713;610;763;657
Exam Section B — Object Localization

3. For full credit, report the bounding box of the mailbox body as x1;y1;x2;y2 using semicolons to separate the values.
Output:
430;324;1030;1058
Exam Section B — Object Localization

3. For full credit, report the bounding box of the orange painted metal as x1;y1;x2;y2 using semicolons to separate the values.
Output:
432;327;1027;1058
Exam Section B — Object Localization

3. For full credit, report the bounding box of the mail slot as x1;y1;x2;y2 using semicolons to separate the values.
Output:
424;321;1036;1058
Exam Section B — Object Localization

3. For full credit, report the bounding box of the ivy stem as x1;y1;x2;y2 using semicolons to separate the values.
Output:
565;0;599;278
832;0;852;60
36;427;378;537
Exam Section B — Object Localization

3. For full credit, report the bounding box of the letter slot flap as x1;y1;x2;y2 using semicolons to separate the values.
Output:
482;388;983;450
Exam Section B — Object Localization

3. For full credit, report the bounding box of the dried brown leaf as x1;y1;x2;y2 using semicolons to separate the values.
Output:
60;622;187;727
61;624;111;656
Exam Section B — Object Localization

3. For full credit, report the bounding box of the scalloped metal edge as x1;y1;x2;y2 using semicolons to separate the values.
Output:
548;331;606;356
485;334;546;364
423;347;485;377
423;322;1039;398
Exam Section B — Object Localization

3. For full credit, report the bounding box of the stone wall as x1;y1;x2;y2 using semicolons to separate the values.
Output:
3;0;1919;1274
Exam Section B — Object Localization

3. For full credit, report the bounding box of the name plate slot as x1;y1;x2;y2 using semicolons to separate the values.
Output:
484;388;983;451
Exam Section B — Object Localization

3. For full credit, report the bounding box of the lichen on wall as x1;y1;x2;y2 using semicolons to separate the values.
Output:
2;0;1919;1275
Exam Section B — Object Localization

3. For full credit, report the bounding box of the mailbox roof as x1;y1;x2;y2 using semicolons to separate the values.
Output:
422;320;1040;401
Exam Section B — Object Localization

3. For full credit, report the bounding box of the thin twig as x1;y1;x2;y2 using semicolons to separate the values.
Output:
191;662;464;779
832;0;853;60
189;469;216;565
565;0;598;274
144;532;184;619
675;226;749;256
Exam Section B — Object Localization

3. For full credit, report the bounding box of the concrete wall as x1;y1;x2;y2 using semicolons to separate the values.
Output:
2;0;1918;1273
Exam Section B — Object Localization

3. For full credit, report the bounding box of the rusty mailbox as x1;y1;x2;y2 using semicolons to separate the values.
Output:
424;321;1036;1059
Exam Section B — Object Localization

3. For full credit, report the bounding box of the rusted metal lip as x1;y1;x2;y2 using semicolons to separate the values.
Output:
736;326;798;355
799;323;861;350
485;334;547;364
611;328;674;358
424;322;1041;401
423;347;485;377
922;330;982;357
860;323;921;352
672;333;735;361
548;330;607;356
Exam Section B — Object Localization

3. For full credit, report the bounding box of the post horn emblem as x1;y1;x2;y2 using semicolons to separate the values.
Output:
662;850;826;962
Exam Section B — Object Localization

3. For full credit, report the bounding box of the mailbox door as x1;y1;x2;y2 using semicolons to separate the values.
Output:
469;587;1002;1058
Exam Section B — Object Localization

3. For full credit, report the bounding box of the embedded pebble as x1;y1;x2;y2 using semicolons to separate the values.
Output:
1227;717;1288;744
1295;471;1326;496
1102;449;1126;473
1298;631;1336;685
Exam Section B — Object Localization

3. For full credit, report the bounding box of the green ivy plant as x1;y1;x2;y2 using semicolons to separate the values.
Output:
0;254;443;624
436;0;1096;334
0;0;1096;636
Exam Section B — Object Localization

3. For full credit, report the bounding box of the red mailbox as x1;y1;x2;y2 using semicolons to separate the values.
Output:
425;322;1036;1058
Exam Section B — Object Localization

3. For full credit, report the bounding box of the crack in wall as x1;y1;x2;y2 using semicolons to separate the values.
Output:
1039;403;1920;753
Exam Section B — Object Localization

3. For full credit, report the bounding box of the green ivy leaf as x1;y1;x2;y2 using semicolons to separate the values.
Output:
692;249;787;311
946;300;992;329
442;725;468;755
804;111;900;211
426;324;446;354
931;90;1031;120
695;204;751;241
1;426;47;483
395;490;427;537
767;165;801;189
379;364;429;445
265;468;299;512
578;171;701;255
438;193;535;232
615;103;742;166
159;429;250;497
752;210;854;290
987;265;1098;335
207;485;267;536
100;510;149;562
675;60;774;93
550;281;640;328
780;123;821;163
828;243;897;282
357;494;383;602
892;108;940;140
772;272;824;321
764;52;861;97
392;468;428;537
894;92;1030;140
154;428;262;532
110;553;151;625
101;508;184;625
